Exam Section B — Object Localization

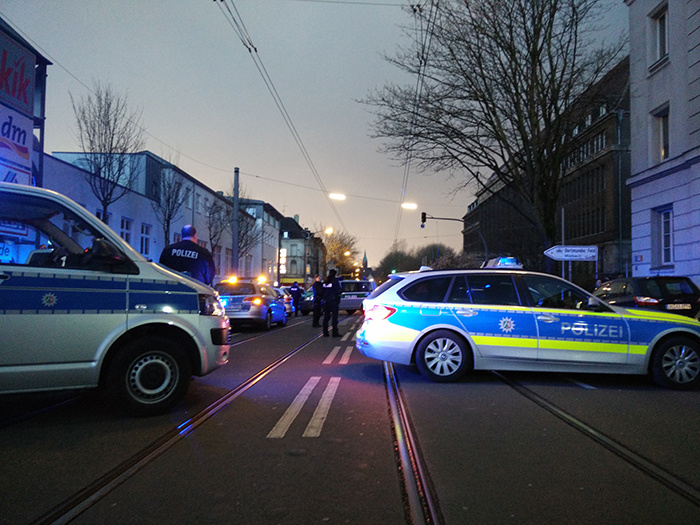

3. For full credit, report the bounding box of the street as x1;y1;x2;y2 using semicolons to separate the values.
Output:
1;314;699;524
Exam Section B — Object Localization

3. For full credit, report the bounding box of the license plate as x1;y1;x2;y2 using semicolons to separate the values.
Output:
666;304;691;310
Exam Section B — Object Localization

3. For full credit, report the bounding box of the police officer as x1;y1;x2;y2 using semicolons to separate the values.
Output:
311;274;323;327
289;281;303;317
322;269;342;337
159;225;216;285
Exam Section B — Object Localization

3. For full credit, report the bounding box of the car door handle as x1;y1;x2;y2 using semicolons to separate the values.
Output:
0;273;9;282
455;309;478;317
537;314;559;323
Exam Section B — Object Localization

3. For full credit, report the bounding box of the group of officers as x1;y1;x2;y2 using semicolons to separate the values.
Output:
159;224;343;338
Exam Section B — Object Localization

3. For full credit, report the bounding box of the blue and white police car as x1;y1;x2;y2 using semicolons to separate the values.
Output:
0;182;230;416
356;268;700;389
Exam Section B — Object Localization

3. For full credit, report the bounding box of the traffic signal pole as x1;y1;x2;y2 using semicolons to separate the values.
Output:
421;212;489;266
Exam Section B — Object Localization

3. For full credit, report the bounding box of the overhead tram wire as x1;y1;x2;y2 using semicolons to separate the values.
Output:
393;0;438;242
215;0;348;233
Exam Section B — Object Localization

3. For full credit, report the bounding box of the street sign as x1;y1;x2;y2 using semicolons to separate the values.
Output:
544;245;598;261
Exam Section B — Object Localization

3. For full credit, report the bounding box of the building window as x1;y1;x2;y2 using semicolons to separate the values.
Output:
213;245;221;274
652;206;673;266
140;223;151;257
120;217;132;244
652;104;670;162
225;248;232;276
96;209;111;225
654;6;668;61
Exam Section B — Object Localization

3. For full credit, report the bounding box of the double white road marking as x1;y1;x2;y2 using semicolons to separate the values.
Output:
267;331;357;439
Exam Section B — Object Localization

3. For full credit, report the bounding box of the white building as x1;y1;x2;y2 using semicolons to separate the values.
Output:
626;0;700;285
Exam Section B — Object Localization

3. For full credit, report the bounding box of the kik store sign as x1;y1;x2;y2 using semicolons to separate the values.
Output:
0;29;35;185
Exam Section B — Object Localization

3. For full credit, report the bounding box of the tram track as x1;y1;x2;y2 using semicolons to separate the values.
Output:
32;330;322;525
11;318;697;523
493;371;700;509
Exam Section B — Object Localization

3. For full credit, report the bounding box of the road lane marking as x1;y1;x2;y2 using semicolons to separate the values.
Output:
339;346;353;365
266;376;321;439
323;346;341;364
341;332;351;341
303;377;341;438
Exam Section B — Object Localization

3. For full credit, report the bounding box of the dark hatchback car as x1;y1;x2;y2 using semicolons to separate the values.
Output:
594;276;700;319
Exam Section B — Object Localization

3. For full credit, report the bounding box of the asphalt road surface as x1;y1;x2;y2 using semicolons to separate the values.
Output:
1;314;699;524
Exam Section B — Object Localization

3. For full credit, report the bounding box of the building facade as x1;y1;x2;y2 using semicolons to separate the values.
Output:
463;57;631;289
626;0;700;286
279;216;327;287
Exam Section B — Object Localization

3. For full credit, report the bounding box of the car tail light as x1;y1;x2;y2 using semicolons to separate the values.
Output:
364;305;397;321
244;296;263;306
634;296;659;306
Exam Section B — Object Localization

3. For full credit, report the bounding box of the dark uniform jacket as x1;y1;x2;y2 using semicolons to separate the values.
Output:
159;239;216;285
322;277;342;305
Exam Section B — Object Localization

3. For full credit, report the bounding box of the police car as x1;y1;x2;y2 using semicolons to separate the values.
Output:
356;268;700;389
0;182;230;416
339;279;376;314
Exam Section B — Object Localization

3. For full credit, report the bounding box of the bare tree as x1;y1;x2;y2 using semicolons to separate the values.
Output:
226;188;264;272
368;0;626;250
320;228;359;277
71;81;146;223
151;154;188;246
204;196;229;256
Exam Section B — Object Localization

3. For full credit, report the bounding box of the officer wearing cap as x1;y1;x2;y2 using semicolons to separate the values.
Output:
159;225;216;286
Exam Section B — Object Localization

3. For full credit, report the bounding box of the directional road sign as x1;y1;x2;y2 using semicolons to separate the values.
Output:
544;245;598;261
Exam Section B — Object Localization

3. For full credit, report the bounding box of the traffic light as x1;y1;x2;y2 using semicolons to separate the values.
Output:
421;212;427;228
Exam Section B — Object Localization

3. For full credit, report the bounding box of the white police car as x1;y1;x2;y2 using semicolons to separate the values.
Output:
356;268;700;389
0;182;230;416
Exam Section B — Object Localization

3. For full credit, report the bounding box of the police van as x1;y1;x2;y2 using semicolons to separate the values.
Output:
0;182;230;416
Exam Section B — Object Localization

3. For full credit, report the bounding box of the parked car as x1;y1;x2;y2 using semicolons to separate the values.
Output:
594;276;700;319
0;182;230;416
356;268;700;389
274;287;295;316
215;279;287;329
299;288;315;315
339;280;376;314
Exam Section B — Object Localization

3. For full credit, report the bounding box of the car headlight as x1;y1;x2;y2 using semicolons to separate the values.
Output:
199;294;225;316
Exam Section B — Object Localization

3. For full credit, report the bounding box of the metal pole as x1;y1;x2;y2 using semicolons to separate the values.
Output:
232;167;239;275
561;208;565;279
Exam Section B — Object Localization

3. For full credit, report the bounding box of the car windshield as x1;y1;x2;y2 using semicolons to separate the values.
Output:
342;281;374;293
215;282;256;295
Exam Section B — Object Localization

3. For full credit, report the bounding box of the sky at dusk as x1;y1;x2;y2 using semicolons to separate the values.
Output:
1;0;627;266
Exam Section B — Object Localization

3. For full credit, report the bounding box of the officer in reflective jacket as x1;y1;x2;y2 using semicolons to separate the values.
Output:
159;225;216;286
322;269;342;337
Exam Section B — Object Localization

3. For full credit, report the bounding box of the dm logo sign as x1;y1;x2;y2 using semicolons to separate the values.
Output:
0;106;32;184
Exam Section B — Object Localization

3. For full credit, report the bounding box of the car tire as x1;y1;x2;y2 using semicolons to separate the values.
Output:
263;310;273;331
650;336;700;390
346;309;357;314
107;336;192;416
415;330;471;383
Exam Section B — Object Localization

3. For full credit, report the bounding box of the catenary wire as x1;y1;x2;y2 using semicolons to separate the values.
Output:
216;0;349;232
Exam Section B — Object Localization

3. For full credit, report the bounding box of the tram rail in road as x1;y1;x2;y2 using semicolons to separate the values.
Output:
6;316;699;524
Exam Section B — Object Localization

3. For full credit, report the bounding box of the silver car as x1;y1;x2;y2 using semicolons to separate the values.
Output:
339;280;376;314
215;280;287;330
